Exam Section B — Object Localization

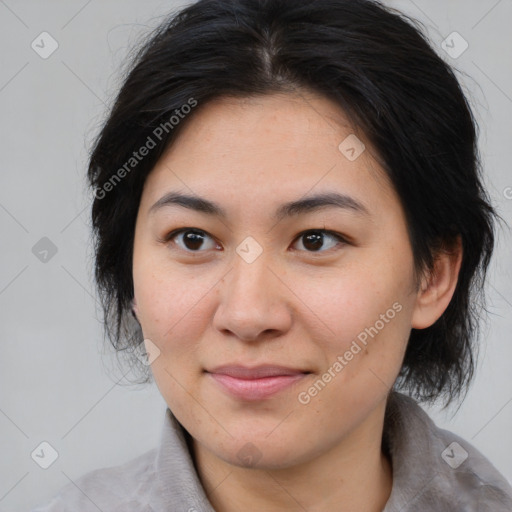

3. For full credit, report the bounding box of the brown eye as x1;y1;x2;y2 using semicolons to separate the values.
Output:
293;230;347;253
165;228;219;252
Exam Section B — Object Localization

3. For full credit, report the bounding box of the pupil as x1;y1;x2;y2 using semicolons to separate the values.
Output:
304;232;323;251
184;230;204;250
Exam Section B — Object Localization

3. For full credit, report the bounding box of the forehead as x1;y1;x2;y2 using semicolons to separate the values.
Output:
140;92;396;218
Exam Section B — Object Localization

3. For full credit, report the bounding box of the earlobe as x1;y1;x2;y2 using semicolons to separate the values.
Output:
411;236;463;330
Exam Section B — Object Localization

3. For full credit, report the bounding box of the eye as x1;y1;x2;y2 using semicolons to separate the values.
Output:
161;227;348;254
292;229;347;253
163;228;220;252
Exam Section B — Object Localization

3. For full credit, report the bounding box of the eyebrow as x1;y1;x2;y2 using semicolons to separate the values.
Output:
148;191;371;221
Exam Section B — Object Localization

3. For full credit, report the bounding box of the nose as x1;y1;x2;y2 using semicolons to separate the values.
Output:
212;252;293;342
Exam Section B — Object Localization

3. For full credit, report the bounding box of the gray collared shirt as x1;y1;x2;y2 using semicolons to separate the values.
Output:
31;392;512;511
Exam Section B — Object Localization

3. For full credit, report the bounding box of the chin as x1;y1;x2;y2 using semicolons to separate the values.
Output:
209;431;306;470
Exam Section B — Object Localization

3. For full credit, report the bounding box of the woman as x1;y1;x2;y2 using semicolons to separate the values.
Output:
33;0;512;510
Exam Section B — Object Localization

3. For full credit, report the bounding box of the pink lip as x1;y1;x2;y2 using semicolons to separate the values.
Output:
205;365;310;400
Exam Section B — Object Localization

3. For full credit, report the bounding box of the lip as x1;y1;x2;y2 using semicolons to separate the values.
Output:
207;364;309;379
205;364;311;400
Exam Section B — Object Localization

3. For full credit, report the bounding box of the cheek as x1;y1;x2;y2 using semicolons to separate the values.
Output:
293;265;402;342
293;263;412;384
133;259;216;356
134;266;214;412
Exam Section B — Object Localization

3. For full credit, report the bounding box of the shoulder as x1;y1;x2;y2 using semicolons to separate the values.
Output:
384;392;512;511
426;422;512;511
30;447;158;512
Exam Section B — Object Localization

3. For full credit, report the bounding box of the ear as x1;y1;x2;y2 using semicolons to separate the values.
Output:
411;236;463;330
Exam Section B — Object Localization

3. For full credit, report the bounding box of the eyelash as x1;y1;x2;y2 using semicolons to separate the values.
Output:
159;227;349;255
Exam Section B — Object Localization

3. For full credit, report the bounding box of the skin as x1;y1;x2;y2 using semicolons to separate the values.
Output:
131;91;463;512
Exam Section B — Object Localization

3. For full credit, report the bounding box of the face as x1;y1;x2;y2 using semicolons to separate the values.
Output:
132;91;422;470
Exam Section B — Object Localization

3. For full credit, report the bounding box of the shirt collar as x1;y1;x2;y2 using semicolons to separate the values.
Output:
155;408;216;511
381;391;441;511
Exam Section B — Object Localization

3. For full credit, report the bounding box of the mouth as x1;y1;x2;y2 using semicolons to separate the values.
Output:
204;364;312;401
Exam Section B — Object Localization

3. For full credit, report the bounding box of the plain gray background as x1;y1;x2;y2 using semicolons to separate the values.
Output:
0;1;511;510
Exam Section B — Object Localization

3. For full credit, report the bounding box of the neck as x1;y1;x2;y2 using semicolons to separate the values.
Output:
191;400;393;512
